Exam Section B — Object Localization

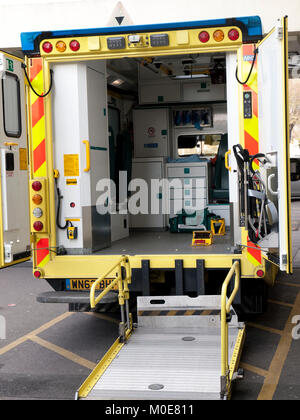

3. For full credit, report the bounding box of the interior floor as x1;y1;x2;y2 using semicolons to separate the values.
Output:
96;230;233;256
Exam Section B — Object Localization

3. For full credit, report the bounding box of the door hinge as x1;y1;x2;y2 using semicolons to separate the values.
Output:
276;26;284;41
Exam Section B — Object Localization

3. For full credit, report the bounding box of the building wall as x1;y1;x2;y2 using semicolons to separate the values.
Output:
0;0;300;49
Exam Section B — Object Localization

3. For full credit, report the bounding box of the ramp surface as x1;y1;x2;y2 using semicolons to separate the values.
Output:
79;296;244;400
86;327;239;400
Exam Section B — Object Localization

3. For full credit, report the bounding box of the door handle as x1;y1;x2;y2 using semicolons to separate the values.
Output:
225;150;231;172
268;173;279;196
4;142;18;147
82;140;90;172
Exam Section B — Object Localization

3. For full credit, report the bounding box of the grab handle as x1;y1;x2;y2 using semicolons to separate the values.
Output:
225;150;231;172
82;140;90;172
267;174;279;196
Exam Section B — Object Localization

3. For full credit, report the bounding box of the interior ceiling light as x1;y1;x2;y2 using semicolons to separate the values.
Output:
171;74;208;80
111;78;125;86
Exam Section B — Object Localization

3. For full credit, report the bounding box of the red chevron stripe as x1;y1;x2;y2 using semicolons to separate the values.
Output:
31;96;44;128
29;59;43;82
33;139;46;173
36;238;49;266
247;239;262;264
244;131;258;156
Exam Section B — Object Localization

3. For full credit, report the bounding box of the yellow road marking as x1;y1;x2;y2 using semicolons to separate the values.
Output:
247;322;283;336
29;335;96;370
239;362;268;378
0;336;28;356
257;291;300;400
268;299;294;308
0;312;73;356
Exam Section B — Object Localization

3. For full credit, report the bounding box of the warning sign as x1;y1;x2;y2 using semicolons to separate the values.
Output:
107;1;134;26
147;127;156;137
64;154;79;177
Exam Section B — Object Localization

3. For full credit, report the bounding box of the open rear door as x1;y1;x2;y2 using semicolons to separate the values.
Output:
257;17;292;273
0;52;31;267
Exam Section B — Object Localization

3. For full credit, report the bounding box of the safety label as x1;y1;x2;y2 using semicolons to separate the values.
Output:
64;154;79;177
66;178;78;185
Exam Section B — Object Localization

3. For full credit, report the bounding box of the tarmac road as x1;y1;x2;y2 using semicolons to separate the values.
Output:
0;200;299;400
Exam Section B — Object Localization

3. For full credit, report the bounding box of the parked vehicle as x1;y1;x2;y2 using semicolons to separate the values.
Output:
20;15;291;399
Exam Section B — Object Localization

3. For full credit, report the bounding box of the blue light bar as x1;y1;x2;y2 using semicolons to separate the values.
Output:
21;16;262;54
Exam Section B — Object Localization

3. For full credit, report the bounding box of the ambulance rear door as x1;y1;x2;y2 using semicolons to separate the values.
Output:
256;17;292;273
0;52;30;267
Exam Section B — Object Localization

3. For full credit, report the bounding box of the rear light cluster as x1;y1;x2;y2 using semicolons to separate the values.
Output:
198;28;240;43
42;39;80;54
34;270;42;278
256;269;265;278
31;179;46;233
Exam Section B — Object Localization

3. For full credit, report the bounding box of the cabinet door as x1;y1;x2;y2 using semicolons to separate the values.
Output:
133;109;169;158
130;160;165;228
139;82;181;104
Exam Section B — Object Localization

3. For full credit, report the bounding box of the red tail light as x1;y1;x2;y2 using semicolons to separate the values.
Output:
199;31;210;43
228;29;240;41
34;270;42;278
32;181;42;192
256;269;265;278
69;40;80;51
42;42;53;53
33;221;43;231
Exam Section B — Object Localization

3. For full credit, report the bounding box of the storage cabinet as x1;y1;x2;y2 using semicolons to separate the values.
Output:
133;108;170;158
139;82;181;104
166;162;209;218
182;81;226;102
130;157;167;229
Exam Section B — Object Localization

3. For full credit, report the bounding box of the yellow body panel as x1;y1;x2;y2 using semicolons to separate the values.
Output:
40;27;242;61
24;24;285;280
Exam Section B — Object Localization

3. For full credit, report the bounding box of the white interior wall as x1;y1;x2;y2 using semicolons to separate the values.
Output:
0;0;300;50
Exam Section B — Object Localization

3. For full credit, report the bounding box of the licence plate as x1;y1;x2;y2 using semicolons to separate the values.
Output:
66;278;117;291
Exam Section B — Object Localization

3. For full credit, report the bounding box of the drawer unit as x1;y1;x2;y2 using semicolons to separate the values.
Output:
167;165;206;178
168;177;206;189
169;188;206;200
166;162;209;218
169;198;206;218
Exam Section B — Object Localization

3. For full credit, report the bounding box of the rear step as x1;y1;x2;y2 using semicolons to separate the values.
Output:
77;295;245;400
37;291;118;304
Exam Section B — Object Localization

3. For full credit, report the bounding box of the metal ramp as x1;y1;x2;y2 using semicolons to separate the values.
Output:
77;260;245;400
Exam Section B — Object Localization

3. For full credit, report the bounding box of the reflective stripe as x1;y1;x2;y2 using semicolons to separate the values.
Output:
243;44;262;267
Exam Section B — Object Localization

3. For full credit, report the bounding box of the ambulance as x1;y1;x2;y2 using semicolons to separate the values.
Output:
20;16;292;399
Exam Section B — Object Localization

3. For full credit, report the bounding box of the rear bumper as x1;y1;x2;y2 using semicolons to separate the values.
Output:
37;290;118;304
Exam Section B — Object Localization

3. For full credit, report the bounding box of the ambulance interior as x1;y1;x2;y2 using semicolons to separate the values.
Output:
51;52;239;255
